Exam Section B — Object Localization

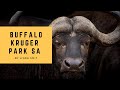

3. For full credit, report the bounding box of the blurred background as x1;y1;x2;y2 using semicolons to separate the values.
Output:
0;0;119;25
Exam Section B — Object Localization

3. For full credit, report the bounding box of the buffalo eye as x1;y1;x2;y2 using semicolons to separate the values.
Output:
54;40;66;48
85;42;89;46
56;42;61;47
55;40;61;47
80;41;90;49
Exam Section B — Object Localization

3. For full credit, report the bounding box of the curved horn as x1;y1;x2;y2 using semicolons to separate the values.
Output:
9;11;23;25
73;15;120;45
49;17;72;37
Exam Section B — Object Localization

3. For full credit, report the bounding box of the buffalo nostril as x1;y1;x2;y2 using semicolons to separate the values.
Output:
64;60;70;67
79;61;84;67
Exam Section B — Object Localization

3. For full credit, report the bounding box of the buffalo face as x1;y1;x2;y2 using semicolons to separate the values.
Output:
53;32;91;79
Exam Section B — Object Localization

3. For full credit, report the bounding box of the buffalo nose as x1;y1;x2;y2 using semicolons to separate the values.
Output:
64;58;84;69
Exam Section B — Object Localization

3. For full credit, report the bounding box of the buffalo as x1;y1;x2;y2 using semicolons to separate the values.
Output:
1;11;119;80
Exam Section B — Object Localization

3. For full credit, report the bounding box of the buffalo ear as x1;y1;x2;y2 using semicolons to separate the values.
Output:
9;11;52;26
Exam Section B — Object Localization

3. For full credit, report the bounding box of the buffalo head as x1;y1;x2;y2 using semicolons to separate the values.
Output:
50;12;120;79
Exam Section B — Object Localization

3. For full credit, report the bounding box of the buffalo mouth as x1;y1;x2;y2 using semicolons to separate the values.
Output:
60;71;85;80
